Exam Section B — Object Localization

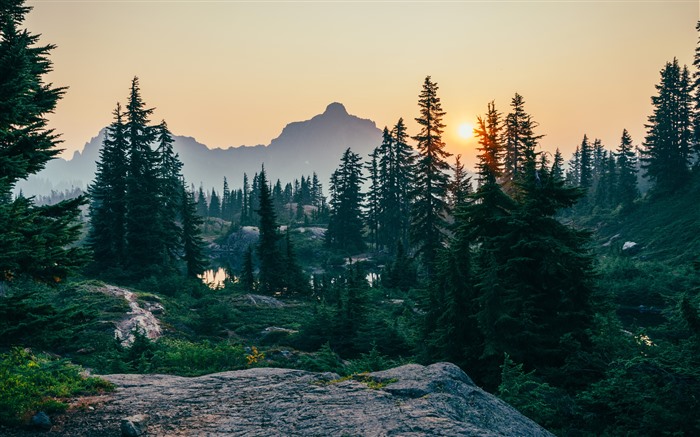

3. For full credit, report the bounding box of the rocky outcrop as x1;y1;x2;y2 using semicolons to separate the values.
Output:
18;363;552;436
99;285;163;346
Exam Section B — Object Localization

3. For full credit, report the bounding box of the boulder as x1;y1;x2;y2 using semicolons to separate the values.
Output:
120;414;149;437
30;412;51;431
28;363;553;436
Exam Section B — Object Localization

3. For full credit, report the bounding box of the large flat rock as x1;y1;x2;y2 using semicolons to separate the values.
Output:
10;363;552;436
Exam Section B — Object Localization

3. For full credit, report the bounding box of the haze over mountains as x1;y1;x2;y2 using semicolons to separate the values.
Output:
18;102;382;196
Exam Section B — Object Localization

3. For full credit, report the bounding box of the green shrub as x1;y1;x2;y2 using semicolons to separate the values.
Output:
297;342;345;374
149;338;248;376
0;348;113;426
345;344;399;374
497;353;570;432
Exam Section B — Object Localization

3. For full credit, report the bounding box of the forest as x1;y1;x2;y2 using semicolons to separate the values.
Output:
1;0;699;435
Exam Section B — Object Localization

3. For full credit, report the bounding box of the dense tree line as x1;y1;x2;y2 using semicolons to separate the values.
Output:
88;78;206;279
195;171;327;226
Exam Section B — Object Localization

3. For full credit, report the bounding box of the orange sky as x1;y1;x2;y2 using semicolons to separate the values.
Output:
26;1;698;169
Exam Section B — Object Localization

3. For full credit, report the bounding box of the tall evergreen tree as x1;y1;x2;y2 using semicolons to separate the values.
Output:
392;118;416;248
498;150;595;385
641;58;693;192
0;0;87;282
460;102;596;386
310;172;323;207
196;185;208;217
578;134;593;190
694;21;700;162
221;177;231;221
448;154;472;210
326;148;365;253
502;93;543;186
376;127;396;251
88;103;128;270
463;102;515;377
124;76;162;274
282;229;308;295
241;173;250;225
208;189;221;219
256;166;284;294
592;139;606;177
240;245;256;293
154;120;183;269
365;147;381;249
551;148;565;182
565;146;580;187
181;185;207;278
410;76;451;275
594;152;616;209
615;129;639;208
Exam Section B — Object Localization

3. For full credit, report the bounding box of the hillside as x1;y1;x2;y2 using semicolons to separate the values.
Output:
590;172;700;265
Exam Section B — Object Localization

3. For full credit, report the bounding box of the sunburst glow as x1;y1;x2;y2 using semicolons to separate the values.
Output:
458;123;474;139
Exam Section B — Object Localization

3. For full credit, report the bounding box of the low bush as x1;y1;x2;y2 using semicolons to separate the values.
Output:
0;348;113;426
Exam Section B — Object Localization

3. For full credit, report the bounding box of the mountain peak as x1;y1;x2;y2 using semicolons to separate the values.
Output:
323;102;348;116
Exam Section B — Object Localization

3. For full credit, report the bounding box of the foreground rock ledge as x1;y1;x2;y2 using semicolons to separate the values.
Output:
25;363;553;436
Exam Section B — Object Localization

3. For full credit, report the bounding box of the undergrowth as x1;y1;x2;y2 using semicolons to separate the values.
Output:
0;348;113;426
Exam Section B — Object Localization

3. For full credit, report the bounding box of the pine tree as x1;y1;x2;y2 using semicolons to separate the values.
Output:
551;148;565;181
376;127;396;251
282;229;308;295
461;101;596;387
221;177;231;221
249;173;260;226
256;166;284;294
615;129;639;208
88;103;128;270
565;146;580;187
694;21;700;162
424;227;479;369
448;154;472;210
272;179;285;219
310;172;323;207
240;245;256;292
0;0;87;282
124;77;161;274
462;101;515;379
578;134;593;190
410;76;451;275
208;189;221;219
181;185;207;278
154;120;183;269
502;93;543;186
326;148;366;253
241;173;250;225
501;152;596;384
592;139;606;178
641;58;693;193
196;185;208;217
473;101;504;186
365;147;381;249
393;118;416;248
594;152;616;209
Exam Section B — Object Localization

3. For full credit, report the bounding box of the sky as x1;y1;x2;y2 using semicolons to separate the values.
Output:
26;0;698;169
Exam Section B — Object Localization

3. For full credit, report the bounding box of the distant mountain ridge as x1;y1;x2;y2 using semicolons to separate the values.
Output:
17;102;382;195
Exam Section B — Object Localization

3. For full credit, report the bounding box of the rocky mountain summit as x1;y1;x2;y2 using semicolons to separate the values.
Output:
13;363;551;436
17;102;382;196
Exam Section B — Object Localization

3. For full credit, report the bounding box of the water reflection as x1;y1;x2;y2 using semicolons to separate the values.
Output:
200;267;227;289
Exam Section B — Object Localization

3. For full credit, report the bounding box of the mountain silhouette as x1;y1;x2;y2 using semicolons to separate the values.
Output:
18;102;382;195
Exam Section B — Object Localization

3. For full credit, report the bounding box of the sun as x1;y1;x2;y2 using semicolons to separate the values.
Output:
458;123;474;139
